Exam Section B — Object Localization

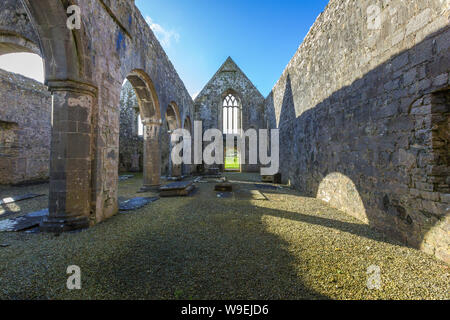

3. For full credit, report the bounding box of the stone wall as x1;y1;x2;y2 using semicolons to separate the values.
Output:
0;0;195;227
265;0;449;263
0;68;51;185
194;57;266;172
84;0;195;221
119;81;143;173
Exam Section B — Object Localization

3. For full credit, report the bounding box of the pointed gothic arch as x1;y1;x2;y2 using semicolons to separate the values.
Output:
123;69;163;192
0;0;98;232
166;102;181;131
126;69;161;122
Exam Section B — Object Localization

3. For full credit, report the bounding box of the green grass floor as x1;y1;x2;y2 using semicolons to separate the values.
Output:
0;173;448;299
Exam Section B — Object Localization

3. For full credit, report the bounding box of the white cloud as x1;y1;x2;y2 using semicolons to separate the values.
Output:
145;16;180;48
0;53;44;83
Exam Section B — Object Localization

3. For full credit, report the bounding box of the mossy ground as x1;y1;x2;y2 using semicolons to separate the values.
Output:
0;173;448;300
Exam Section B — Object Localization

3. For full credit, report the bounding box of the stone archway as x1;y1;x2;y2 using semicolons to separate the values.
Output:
0;6;48;185
166;102;182;177
0;0;194;231
0;33;40;56
0;53;49;185
0;0;97;233
126;70;162;192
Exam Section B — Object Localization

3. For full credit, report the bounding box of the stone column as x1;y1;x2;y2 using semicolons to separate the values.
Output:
141;118;161;191
171;135;182;178
40;81;97;233
130;152;140;172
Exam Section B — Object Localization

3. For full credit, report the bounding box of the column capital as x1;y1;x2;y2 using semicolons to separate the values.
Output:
46;79;98;97
142;117;162;126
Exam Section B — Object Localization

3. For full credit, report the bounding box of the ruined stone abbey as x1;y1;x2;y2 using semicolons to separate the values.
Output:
0;0;449;269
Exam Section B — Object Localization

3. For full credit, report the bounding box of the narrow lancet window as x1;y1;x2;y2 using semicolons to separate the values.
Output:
223;94;240;134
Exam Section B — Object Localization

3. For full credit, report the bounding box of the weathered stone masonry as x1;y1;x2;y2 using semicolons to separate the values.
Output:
0;0;194;231
194;57;266;172
265;0;449;263
0;0;448;265
0;68;51;185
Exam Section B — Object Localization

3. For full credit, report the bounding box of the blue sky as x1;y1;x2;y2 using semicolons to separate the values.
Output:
0;1;329;96
136;0;329;98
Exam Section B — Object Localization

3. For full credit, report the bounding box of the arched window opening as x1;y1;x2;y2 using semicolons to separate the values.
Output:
223;94;240;134
0;53;44;83
0;51;49;186
120;70;162;191
222;93;241;171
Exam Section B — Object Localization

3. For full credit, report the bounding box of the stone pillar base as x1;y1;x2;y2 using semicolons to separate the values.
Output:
40;216;90;233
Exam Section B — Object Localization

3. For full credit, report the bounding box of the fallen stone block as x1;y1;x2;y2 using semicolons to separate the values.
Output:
160;181;193;191
0;193;45;205
0;209;49;232
160;185;195;197
261;173;282;184
119;197;159;211
215;182;233;192
137;185;161;193
160;181;195;197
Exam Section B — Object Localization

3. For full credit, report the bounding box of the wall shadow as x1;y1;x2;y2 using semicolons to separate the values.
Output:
36;193;329;299
265;26;450;261
231;180;401;246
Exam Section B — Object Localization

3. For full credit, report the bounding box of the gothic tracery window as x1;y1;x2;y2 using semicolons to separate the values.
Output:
223;94;240;134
